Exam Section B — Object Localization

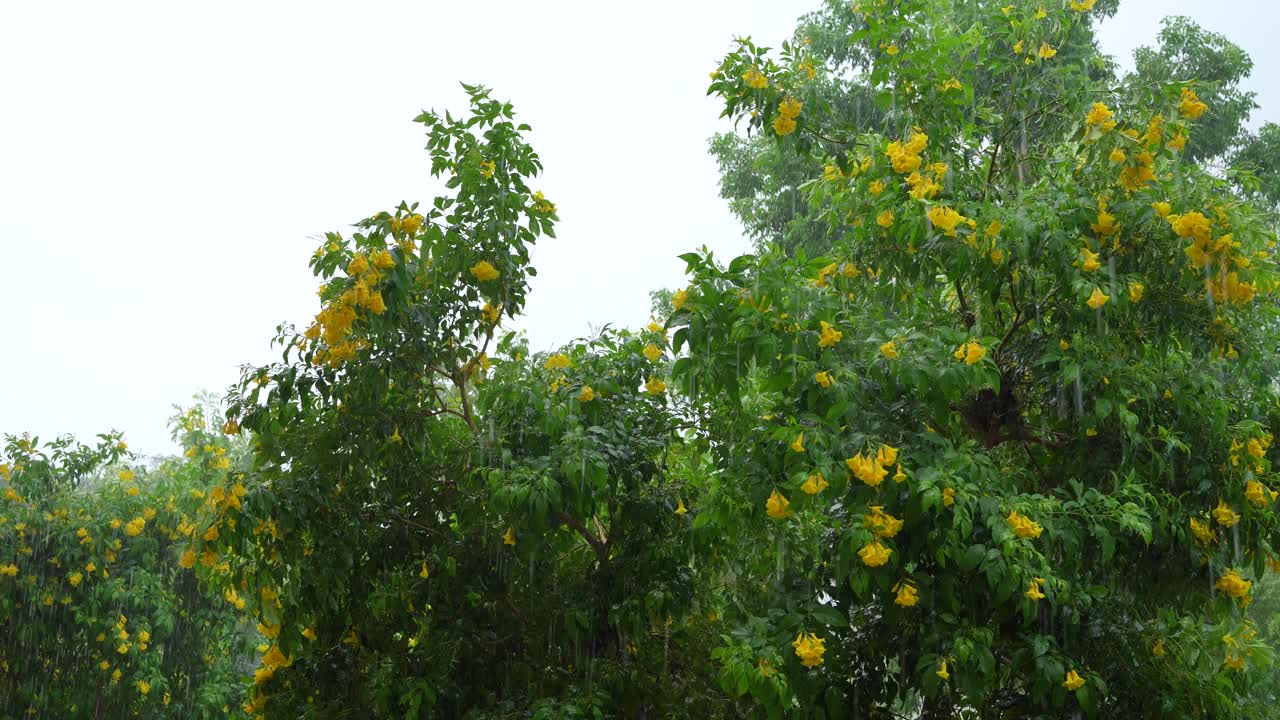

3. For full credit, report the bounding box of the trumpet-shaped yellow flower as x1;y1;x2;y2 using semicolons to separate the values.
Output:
801;472;828;495
645;375;667;395
1212;500;1240;528
790;433;805;453
858;540;892;567
815;370;834;388
1025;577;1046;601
1080;247;1101;272
1063;670;1085;691
469;260;500;282
675;498;688;515
818;321;843;348
792;632;826;667
503;528;517;546
942;487;956;507
1087;287;1109;309
1006;510;1044;539
1179;86;1208;119
766;489;793;519
936;659;950;680
880;341;899;360
893;581;919;607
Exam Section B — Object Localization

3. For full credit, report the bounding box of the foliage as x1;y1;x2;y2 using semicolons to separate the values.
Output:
6;2;1280;719
0;410;253;718
699;0;1280;715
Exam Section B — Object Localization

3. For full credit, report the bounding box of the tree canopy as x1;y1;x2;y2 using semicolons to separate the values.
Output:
4;1;1280;718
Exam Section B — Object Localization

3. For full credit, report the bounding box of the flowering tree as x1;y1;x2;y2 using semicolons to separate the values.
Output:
0;410;253;718
690;0;1280;715
6;2;1280;718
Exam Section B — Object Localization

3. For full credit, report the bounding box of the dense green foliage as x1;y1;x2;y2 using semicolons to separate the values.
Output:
4;2;1280;718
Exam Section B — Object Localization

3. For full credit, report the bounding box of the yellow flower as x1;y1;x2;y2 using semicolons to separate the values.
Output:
1080;247;1101;273
137;679;150;695
876;209;894;228
869;180;885;195
1151;201;1171;218
479;159;495;178
1212;500;1240;528
847;452;888;487
1128;282;1144;303
112;668;122;683
1189;516;1216;544
893;581;919;607
69;571;82;587
815;370;834;388
936;659;950;680
942;487;955;507
1216;567;1252;600
645;375;667;395
1179;86;1208;119
1006;510;1044;539
1069;0;1097;10
672;288;689;311
766;489;793;519
1224;652;1245;671
577;385;596;403
642;343;663;362
1037;43;1057;59
1168;132;1186;151
743;68;768;89
1085;102;1114;128
1087;287;1109;309
885;43;899;55
544;353;571;370
778;97;803;119
1025;577;1046;601
125;517;146;537
990;247;1004;266
790;432;805;453
926;206;964;236
865;506;903;538
792;632;826;667
469;260;500;282
818;321;843;348
503;527;517;546
941;76;962;91
892;464;907;483
801;472;828;495
1063;670;1085;691
302;627;317;641
675;497;688;515
954;341;986;365
1013;39;1024;55
880;341;899;360
772;115;797;136
858;540;892;567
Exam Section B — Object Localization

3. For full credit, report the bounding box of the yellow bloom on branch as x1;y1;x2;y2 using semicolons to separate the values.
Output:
1006;510;1044;539
801;472;828;495
818;321;843;348
1179;86;1208;119
1063;670;1085;691
1038;43;1057;59
815;370;834;388
792;632;826;667
1128;283;1144;303
893;581;919;607
766;489;793;519
1025;577;1046;601
880;341;899;360
1087;287;1109;309
858;540;892;567
790;432;805;453
954;341;986;365
876;209;894;227
1212;500;1240;528
926;206;964;236
645;375;667;395
469;261;500;282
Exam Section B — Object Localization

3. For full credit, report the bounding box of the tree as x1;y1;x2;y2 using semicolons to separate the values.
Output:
695;0;1280;715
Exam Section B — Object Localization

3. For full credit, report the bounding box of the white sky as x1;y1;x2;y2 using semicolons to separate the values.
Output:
1;1;1276;456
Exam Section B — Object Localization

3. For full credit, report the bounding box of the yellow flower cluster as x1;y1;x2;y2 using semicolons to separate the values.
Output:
792;632;826;667
1189;516;1217;545
864;505;903;538
859;540;892;567
1063;670;1085;691
953;340;986;365
801;472;828;495
1006;510;1044;539
846;444;899;487
926;206;966;237
1216;568;1252;606
743;67;768;90
1085;102;1116;132
1179;86;1209;119
885;131;928;174
817;320;843;348
773;97;802;136
1212;500;1240;528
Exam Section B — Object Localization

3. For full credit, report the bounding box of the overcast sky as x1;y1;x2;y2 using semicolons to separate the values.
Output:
1;1;1276;457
